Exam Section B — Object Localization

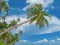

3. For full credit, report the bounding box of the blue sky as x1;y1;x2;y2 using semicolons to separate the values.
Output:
4;0;60;45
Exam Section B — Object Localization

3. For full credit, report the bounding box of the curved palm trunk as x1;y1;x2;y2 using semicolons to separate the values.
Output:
0;20;30;36
10;38;18;45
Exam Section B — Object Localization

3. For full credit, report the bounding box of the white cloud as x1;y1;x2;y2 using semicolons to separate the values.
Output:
5;0;8;2
27;0;53;7
0;0;8;2
23;0;54;11
2;15;60;35
20;16;60;36
50;40;55;43
19;40;28;43
4;15;30;34
33;39;48;44
57;38;60;41
46;16;60;25
22;5;30;11
5;15;27;24
15;38;60;45
10;8;21;10
15;40;29;45
36;16;60;34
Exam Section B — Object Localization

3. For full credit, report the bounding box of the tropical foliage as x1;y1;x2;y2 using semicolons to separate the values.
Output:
27;4;51;28
0;41;8;45
0;0;23;45
0;0;51;45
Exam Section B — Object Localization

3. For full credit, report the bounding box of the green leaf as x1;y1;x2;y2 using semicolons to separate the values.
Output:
0;42;8;45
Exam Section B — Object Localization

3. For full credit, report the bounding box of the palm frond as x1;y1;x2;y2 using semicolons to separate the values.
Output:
29;15;37;24
41;11;51;20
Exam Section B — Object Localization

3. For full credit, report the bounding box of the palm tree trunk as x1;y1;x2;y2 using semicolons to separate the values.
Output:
10;38;18;45
0;20;30;36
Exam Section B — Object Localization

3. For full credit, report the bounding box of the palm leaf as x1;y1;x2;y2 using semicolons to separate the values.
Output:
42;11;51;20
30;15;37;24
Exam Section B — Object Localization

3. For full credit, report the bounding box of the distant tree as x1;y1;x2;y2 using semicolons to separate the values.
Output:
0;0;23;45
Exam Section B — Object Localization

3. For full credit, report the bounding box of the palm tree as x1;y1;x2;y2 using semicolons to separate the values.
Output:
0;0;9;23
0;0;9;15
0;4;51;36
2;16;6;22
9;20;17;27
0;31;20;45
0;0;21;45
27;4;51;28
0;41;8;45
0;1;51;45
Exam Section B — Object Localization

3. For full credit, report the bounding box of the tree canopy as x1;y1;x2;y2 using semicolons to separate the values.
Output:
27;4;51;28
0;0;23;45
